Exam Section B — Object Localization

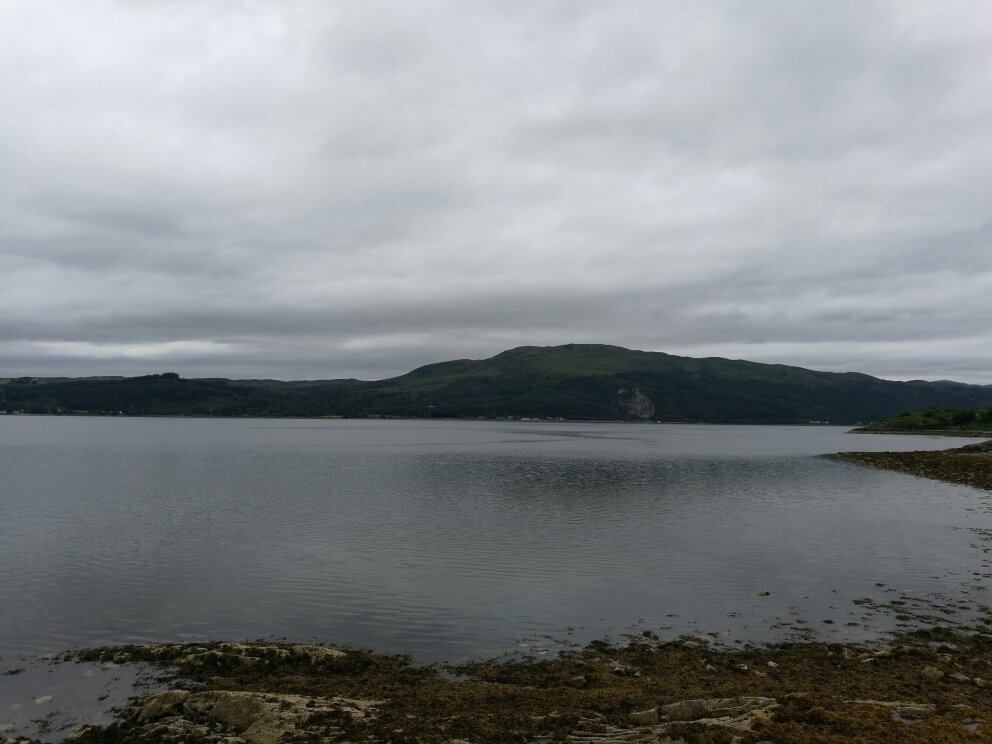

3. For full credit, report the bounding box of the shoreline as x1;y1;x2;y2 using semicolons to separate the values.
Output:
34;621;992;744
836;438;992;492
848;427;992;438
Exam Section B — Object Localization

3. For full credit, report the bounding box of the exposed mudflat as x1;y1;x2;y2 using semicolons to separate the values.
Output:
6;623;984;744
837;439;992;492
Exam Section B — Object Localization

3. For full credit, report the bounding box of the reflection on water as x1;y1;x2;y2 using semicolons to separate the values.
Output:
1;417;989;661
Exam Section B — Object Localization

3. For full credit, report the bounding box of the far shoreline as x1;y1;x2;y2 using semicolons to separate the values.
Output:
0;412;889;426
848;427;992;437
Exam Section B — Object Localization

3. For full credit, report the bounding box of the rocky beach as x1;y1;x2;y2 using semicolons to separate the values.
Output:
8;622;990;744
837;438;992;492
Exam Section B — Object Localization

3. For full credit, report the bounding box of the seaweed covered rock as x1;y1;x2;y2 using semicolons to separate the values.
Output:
79;689;380;744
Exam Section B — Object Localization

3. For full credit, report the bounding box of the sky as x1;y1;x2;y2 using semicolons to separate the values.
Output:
1;1;990;383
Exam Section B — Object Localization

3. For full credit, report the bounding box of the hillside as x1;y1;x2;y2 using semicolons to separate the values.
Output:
3;344;992;423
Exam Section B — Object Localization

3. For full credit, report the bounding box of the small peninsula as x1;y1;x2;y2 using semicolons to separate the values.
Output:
837;406;992;491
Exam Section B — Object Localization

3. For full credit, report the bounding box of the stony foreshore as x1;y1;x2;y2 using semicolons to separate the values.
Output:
836;438;992;492
848;429;992;438
6;624;986;744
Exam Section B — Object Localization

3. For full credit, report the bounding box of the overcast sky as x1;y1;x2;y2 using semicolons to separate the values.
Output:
2;1;990;383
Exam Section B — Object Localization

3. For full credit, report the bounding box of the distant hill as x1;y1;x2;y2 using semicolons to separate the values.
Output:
3;344;992;423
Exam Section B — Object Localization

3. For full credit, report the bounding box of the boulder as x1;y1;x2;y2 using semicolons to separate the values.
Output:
629;707;659;725
921;666;945;682
136;690;191;722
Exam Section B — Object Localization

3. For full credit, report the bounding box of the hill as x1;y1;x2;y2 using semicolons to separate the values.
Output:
3;344;992;423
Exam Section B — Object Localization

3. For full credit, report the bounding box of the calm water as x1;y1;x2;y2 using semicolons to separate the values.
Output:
1;417;990;663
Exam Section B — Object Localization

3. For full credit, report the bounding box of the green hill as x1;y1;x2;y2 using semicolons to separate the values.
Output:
3;344;992;423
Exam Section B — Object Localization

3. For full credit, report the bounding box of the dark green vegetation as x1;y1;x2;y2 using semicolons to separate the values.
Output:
857;406;992;433
4;345;992;423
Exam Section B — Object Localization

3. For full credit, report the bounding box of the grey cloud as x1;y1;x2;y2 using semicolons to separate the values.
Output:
1;1;990;383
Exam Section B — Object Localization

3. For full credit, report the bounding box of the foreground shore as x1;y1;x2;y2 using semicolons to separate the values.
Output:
17;624;984;744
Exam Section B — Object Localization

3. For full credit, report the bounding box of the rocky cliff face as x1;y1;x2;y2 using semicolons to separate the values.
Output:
615;386;655;419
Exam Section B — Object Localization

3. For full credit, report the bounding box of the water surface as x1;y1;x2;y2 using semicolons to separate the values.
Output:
1;417;989;663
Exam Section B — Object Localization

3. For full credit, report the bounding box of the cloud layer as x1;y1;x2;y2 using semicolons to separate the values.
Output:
2;1;991;382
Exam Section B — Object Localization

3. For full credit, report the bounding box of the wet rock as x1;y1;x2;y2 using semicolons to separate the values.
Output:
163;642;347;672
963;718;984;733
892;705;937;724
111;690;379;744
849;701;937;726
568;698;778;741
606;659;636;676
921;666;945;682
659;696;778;731
629;707;658;725
136;690;191;722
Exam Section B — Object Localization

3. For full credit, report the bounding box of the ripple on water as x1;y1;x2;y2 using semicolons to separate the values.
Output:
0;419;990;661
